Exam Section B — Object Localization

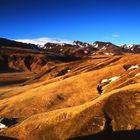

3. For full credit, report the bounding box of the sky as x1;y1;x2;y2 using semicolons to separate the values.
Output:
0;0;140;45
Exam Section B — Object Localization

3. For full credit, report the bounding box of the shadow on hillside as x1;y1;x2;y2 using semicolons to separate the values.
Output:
0;136;18;140
0;118;18;127
70;130;140;140
69;130;140;140
0;80;27;87
70;111;140;140
48;55;81;62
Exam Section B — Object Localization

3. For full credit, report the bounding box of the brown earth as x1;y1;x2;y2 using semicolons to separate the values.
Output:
0;43;140;140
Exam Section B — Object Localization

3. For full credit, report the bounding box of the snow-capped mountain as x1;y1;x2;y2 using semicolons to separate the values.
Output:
1;37;140;55
92;41;132;55
0;37;39;50
15;37;73;46
121;44;140;53
43;41;97;58
73;40;93;48
14;37;140;54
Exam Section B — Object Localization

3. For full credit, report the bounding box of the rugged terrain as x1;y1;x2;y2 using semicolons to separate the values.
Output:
0;38;140;140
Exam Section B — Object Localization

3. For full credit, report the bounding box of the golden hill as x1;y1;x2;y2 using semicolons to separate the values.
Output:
0;54;140;139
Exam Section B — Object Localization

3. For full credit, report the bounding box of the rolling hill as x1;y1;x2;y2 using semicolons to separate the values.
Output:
0;38;140;140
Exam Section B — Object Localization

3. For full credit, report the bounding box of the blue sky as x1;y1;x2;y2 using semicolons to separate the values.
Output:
0;0;140;44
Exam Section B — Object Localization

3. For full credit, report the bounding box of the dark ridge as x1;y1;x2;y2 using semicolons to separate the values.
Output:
0;136;18;140
0;79;27;87
47;54;81;62
0;55;19;73
0;37;39;50
70;111;140;140
1;118;18;127
24;56;34;71
70;130;140;140
94;41;113;45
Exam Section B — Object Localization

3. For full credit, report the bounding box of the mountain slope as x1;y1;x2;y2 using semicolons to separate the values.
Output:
1;83;140;140
0;38;39;50
0;38;140;140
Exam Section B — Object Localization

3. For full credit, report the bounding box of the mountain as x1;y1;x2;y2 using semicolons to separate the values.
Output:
0;38;82;73
1;37;139;54
91;41;140;54
121;44;140;54
43;42;97;58
0;37;40;50
0;53;140;140
0;38;140;74
0;37;140;139
44;40;140;55
73;40;93;48
92;41;132;55
16;37;73;46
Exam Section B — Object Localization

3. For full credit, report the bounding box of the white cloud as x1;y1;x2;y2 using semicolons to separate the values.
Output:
112;34;120;38
15;37;73;46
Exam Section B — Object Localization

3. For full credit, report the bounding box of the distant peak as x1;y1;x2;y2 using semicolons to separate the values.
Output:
15;37;73;46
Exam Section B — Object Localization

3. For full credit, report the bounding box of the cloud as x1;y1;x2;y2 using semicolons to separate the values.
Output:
112;34;120;38
15;37;73;46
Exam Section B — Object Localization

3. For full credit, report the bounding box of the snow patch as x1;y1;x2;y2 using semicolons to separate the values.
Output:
128;65;139;71
135;72;140;77
84;50;88;54
101;79;109;83
126;44;134;48
15;37;73;46
0;123;7;129
100;46;106;50
79;45;84;48
130;48;134;51
109;76;120;82
93;43;99;48
101;76;120;84
104;53;114;55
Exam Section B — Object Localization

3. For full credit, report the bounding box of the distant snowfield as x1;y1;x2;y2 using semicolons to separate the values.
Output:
15;37;73;46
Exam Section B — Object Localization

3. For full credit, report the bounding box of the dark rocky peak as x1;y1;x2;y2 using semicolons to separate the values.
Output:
0;37;40;50
92;41;117;49
73;40;92;48
43;41;97;58
92;41;132;55
43;42;73;49
121;44;140;54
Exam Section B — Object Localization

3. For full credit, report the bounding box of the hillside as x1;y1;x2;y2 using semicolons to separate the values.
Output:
0;38;140;139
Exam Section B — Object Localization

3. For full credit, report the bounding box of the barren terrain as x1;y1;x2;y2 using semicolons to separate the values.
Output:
0;38;140;140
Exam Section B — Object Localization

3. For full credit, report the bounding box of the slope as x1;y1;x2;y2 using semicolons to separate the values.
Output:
1;83;140;140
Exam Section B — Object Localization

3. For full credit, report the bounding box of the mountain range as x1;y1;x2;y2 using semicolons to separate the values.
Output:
1;37;140;55
0;37;140;140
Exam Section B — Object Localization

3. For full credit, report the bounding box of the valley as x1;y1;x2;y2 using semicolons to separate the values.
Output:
0;38;140;140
